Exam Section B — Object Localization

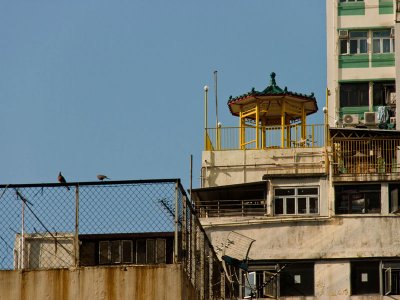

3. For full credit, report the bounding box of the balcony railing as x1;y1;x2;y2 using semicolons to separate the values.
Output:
205;124;326;151
332;138;400;176
197;198;267;218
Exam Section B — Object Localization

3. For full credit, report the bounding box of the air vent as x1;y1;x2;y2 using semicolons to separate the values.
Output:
364;112;377;125
343;114;359;125
339;29;349;39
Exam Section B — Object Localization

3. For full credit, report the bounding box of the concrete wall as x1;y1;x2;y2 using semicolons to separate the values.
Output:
0;264;195;300
204;217;400;260
202;148;326;187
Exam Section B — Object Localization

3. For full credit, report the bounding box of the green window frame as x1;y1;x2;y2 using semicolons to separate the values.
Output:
338;0;365;16
379;0;394;14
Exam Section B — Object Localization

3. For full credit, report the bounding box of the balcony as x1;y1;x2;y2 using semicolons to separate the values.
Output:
331;128;400;180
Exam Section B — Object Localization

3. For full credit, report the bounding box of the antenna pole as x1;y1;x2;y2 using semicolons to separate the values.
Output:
190;154;193;200
214;70;218;127
214;71;220;149
204;85;209;150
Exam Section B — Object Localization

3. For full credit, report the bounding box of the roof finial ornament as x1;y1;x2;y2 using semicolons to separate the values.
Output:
270;72;276;86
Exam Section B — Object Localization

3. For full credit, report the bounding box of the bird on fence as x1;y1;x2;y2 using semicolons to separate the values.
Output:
58;172;70;190
97;174;110;181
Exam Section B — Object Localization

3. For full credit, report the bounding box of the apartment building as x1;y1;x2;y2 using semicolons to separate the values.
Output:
192;2;400;297
327;0;396;129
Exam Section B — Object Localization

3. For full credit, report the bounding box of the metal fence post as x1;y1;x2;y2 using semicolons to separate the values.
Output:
182;195;187;267
174;182;179;263
209;247;213;299
74;184;79;267
200;233;205;300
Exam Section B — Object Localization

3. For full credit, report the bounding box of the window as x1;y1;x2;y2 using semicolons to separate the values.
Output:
338;0;365;16
335;184;381;214
351;261;380;295
389;184;400;213
274;187;319;215
383;262;400;295
99;240;133;265
340;31;368;55
373;81;395;106
339;81;395;107
79;234;174;266
243;263;314;298
340;82;369;106
373;30;394;53
136;238;167;264
280;263;314;296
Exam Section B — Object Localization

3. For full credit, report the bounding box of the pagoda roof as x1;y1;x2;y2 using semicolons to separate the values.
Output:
227;72;318;119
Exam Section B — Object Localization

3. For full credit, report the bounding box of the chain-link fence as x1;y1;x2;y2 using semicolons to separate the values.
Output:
0;179;235;299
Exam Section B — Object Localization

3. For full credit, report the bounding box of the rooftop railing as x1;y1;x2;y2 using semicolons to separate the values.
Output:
205;124;326;151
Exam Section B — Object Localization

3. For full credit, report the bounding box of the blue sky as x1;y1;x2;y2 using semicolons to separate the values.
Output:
0;1;326;189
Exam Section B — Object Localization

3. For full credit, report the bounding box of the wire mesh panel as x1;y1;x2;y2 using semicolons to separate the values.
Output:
79;181;178;233
0;185;76;270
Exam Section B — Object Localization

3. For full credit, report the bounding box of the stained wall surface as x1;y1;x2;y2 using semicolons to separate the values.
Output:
0;264;194;300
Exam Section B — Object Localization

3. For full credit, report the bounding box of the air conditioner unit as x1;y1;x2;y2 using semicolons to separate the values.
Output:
390;117;396;124
364;112;378;125
390;92;396;105
343;114;359;125
391;27;395;38
339;29;349;39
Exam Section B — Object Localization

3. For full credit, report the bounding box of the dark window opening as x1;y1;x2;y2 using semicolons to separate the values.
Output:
351;261;380;295
340;82;369;107
335;184;381;214
79;233;174;266
373;81;395;106
280;263;315;296
389;184;400;213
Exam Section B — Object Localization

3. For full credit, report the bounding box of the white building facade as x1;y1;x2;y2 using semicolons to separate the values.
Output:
192;1;400;298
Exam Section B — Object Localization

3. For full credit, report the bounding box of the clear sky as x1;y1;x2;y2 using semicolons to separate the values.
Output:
0;1;326;189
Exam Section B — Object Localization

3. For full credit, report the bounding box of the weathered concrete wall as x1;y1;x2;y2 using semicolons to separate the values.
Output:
202;148;326;187
204;217;400;260
0;264;195;300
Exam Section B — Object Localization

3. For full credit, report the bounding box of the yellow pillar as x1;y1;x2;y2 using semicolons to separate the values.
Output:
281;100;286;148
261;117;266;149
256;101;260;149
240;110;245;149
301;103;306;141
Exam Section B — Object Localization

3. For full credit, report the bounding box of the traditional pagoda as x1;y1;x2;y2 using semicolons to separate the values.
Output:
227;72;318;149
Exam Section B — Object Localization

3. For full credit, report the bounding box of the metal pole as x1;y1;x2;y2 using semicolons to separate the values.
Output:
174;182;179;263
214;71;218;129
190;155;193;201
214;71;219;150
75;184;79;267
21;198;25;269
200;233;205;300
204;86;209;150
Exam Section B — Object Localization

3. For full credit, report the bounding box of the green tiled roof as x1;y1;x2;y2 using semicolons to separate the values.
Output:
228;72;316;104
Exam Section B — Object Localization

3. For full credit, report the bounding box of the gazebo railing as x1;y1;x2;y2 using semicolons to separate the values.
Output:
205;124;325;151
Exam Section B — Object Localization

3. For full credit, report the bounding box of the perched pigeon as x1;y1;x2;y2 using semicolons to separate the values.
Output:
58;172;70;190
97;174;110;181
